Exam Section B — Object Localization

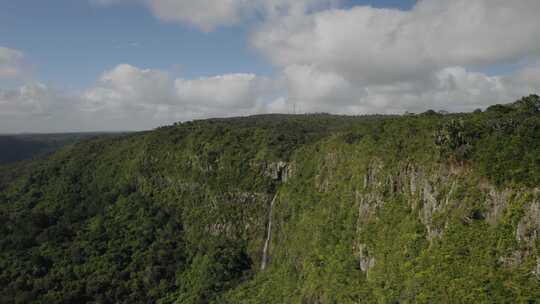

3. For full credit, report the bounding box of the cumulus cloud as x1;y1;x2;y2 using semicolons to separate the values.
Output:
253;0;540;82
1;65;180;132
84;64;176;110
251;0;540;113
0;84;54;118
0;47;25;78
0;67;279;132
145;0;254;31
77;64;280;130
93;0;339;31
1;62;539;132
284;64;362;109
272;63;539;115
363;66;533;114
175;73;277;110
0;83;87;133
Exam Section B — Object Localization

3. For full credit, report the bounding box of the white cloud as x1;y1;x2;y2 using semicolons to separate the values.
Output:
0;83;87;133
285;64;357;103
175;73;275;110
81;64;185;129
276;64;539;115
251;0;540;114
77;64;278;130
0;65;182;132
253;0;540;83
87;64;176;107
369;67;520;113
145;0;251;31
0;47;25;78
93;0;339;31
0;83;53;118
1;62;539;132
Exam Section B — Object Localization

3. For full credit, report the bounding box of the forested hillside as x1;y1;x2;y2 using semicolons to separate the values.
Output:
0;96;539;303
0;133;116;165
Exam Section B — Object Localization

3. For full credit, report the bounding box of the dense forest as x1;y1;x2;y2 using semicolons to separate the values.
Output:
0;95;539;303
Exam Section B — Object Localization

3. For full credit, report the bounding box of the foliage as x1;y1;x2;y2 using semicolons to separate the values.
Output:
0;98;539;303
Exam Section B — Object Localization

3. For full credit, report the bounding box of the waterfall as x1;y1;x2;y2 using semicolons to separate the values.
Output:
261;194;277;270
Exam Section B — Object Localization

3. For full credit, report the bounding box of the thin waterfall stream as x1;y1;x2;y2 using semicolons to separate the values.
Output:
261;193;277;270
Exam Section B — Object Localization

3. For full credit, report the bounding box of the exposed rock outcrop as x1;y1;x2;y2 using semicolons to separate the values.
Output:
358;243;376;274
420;179;444;241
516;200;540;245
265;161;294;183
499;250;528;268
484;188;511;225
353;189;383;273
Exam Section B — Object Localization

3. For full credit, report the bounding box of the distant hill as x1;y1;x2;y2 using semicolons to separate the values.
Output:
0;96;539;303
0;133;127;165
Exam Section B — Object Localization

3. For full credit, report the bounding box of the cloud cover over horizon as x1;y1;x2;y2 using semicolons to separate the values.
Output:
0;47;26;79
1;0;539;132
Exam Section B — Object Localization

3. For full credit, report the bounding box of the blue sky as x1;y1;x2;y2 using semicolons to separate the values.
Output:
1;0;416;89
0;1;538;132
1;0;268;88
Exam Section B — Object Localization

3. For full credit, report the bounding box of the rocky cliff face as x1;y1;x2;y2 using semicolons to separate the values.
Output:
349;161;538;273
263;160;294;183
250;141;540;302
309;157;539;274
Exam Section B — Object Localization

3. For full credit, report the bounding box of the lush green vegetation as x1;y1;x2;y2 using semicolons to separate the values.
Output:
0;96;539;303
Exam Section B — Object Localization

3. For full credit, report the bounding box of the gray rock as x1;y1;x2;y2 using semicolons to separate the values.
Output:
516;200;540;244
357;243;376;273
265;161;291;182
484;188;510;225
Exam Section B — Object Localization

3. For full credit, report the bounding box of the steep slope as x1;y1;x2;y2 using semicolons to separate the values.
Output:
0;96;539;303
